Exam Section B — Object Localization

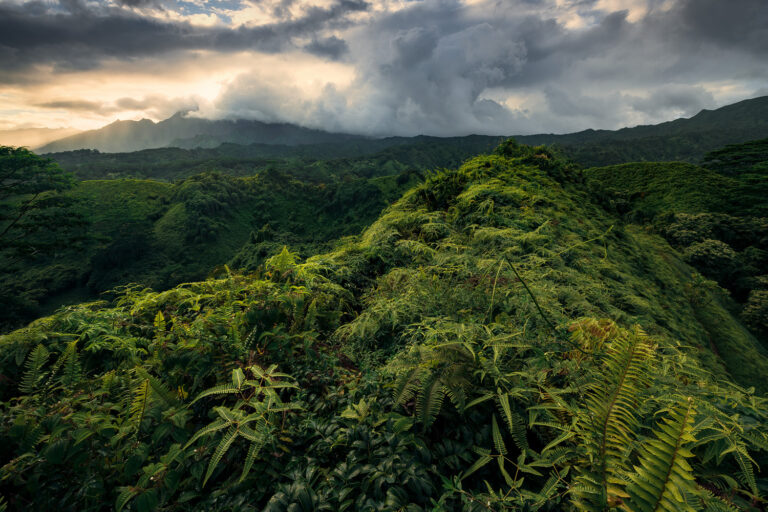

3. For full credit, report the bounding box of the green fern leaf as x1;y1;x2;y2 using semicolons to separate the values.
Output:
492;414;508;456
625;399;698;512
203;426;238;486
20;345;49;394
190;383;240;403
416;373;445;430
239;441;261;483
184;419;228;449
129;379;150;432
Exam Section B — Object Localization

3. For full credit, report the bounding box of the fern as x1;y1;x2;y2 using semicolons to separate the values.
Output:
491;414;508;456
625;398;698;512
20;345;49;394
186;364;300;487
574;326;652;511
497;392;529;451
129;378;150;432
203;426;238;486
48;341;81;388
416;373;445;430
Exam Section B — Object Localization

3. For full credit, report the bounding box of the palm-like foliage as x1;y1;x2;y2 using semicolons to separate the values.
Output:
185;364;299;485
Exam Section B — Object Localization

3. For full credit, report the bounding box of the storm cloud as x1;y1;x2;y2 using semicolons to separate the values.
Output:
0;0;367;76
3;0;768;136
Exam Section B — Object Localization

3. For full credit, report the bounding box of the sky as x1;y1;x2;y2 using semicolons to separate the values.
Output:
1;0;767;145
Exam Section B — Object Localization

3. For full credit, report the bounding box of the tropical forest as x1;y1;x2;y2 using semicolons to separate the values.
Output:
2;1;768;510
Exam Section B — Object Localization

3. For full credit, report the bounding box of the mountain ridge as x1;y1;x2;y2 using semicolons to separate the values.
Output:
36;113;368;153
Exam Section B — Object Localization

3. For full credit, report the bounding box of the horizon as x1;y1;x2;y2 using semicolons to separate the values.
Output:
1;0;767;147
10;92;768;151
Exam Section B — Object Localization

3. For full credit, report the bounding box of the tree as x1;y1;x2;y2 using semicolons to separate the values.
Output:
0;146;82;261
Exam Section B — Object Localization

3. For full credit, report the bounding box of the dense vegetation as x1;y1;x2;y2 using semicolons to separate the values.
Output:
1;139;767;511
584;138;768;345
46;136;503;182
1;135;509;332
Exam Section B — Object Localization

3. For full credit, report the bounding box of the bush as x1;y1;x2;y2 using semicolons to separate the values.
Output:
682;239;742;283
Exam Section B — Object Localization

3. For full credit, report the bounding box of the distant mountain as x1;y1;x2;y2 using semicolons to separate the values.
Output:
37;96;768;165
515;95;768;167
36;112;366;153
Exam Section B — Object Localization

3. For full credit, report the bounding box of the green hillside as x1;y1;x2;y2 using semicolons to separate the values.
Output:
518;96;768;167
0;168;424;332
2;141;767;511
46;135;504;182
584;141;768;339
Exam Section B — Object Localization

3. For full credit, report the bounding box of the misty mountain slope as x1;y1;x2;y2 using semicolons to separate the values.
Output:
518;95;768;166
2;140;767;511
36;113;367;154
35;96;768;169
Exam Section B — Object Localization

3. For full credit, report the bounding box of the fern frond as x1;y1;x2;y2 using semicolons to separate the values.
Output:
574;326;652;510
59;341;82;387
190;383;240;403
203;426;238;486
497;392;529;451
492;414;508;456
722;441;758;496
20;345;49;394
696;486;738;512
240;440;261;483
462;452;493;480
136;368;179;407
184;419;228;449
129;379;150;432
48;341;81;388
393;367;422;406
625;398;698;512
415;374;445;430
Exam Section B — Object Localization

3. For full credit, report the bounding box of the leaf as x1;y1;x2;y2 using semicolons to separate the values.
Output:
190;383;239;404
239;441;261;483
625;399;698;512
232;368;245;390
203;426;239;487
492;414;508;456
116;487;140;512
184;419;228;449
20;344;49;394
462;453;493;480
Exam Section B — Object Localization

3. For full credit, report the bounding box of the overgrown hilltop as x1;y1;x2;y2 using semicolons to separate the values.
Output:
1;135;503;333
0;163;422;333
1;140;768;511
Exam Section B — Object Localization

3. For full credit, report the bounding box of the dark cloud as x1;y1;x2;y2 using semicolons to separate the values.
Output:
207;0;768;136
115;0;160;6
304;35;349;59
629;85;716;117
36;99;107;112
6;0;768;136
675;0;768;55
0;0;369;81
